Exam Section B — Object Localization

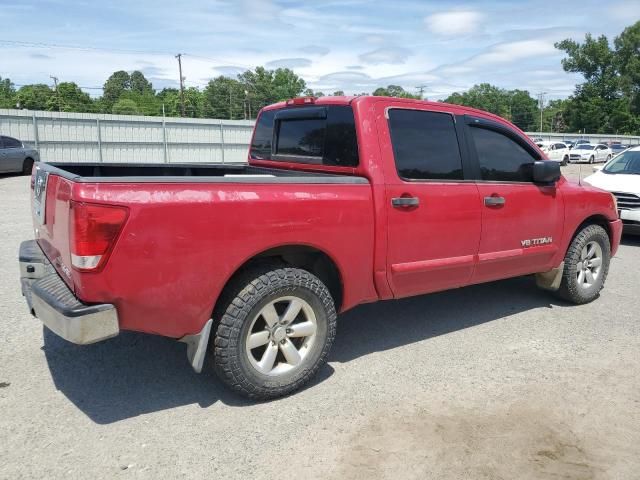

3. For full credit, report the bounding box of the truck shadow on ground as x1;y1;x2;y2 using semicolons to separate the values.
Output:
43;275;566;424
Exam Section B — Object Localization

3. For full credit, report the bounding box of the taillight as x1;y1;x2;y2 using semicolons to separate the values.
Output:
69;201;128;271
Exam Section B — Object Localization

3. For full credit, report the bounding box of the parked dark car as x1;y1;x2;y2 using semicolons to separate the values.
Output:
610;143;628;156
0;136;39;175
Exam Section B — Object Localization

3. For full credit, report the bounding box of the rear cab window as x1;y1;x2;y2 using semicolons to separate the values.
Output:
250;105;359;167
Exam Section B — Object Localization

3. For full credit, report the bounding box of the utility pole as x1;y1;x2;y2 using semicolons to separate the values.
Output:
537;92;547;132
175;54;186;117
50;75;61;112
415;85;428;100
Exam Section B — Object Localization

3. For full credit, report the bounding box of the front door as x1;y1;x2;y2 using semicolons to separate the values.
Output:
378;106;482;298
464;118;563;283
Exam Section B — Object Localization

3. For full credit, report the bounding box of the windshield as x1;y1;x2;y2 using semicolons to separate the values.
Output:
603;150;640;174
575;144;594;150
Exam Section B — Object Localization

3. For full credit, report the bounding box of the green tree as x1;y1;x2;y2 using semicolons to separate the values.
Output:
16;84;53;110
238;67;306;111
203;76;245;119
111;98;139;115
130;71;154;95
508;89;539;131
614;22;640;119
102;70;131;110
555;22;640;134
373;85;420;99
46;82;94;112
0;77;16;108
332;90;345;96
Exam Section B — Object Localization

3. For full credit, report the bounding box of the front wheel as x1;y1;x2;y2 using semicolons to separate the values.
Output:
554;224;610;304
589;156;595;164
562;155;569;166
606;155;611;163
212;266;337;400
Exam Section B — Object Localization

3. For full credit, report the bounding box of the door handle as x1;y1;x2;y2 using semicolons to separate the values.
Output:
484;196;505;206
391;197;419;208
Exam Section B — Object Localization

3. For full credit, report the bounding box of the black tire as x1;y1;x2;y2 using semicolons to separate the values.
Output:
212;266;337;400
562;155;568;166
554;224;611;304
22;157;34;175
589;155;594;164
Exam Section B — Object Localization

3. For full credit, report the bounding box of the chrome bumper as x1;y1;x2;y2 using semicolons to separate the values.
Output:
19;240;119;345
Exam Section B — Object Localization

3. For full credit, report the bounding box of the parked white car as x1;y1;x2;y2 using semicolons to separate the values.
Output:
584;146;640;235
569;143;612;164
536;141;571;165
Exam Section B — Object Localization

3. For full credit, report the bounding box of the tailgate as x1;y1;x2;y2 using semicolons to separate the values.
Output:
32;165;76;292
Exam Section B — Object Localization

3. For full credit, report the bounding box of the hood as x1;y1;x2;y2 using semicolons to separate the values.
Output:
583;171;640;194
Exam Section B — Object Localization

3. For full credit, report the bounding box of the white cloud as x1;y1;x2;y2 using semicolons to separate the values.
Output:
424;10;484;36
470;39;557;65
265;58;312;69
359;47;411;65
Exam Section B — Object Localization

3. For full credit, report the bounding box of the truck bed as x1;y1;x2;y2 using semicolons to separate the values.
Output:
42;162;367;184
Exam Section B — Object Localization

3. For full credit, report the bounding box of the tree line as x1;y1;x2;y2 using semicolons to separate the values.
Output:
0;21;638;134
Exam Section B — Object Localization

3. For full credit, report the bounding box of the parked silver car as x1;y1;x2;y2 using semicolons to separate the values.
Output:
0;136;40;175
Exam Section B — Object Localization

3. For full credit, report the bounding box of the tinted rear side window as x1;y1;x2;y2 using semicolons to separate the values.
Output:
250;110;276;159
387;109;463;180
2;136;21;148
249;105;359;166
470;126;536;182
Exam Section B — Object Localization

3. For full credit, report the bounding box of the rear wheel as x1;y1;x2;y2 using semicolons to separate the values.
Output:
554;224;610;304
212;266;337;400
562;155;569;166
22;157;34;175
606;154;611;163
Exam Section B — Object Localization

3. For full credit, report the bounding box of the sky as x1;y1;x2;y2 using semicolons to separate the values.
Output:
1;0;639;100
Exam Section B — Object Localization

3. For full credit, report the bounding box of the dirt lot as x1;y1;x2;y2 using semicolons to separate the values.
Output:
1;166;639;479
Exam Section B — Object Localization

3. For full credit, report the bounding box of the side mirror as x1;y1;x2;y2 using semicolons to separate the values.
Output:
533;160;561;184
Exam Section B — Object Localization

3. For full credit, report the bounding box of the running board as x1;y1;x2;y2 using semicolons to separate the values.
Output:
178;319;213;373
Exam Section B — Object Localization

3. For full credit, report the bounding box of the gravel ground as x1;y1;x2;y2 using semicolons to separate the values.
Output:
1;167;639;480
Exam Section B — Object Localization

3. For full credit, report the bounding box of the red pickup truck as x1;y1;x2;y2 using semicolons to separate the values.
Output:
20;96;622;399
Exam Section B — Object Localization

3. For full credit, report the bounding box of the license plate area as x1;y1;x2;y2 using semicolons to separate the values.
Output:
33;167;49;225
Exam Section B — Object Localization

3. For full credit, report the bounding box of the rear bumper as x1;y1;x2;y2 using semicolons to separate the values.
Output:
19;240;119;345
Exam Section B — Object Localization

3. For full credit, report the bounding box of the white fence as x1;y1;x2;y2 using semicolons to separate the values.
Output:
524;132;640;145
2;109;640;166
0;109;255;164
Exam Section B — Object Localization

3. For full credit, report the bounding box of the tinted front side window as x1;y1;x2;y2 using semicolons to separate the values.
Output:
388;109;463;180
470;127;536;182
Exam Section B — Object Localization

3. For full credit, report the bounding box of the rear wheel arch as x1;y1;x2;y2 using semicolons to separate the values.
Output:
213;244;344;320
22;157;34;175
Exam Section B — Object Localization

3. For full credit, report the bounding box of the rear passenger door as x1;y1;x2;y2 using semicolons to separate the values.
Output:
464;117;562;283
378;106;482;298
